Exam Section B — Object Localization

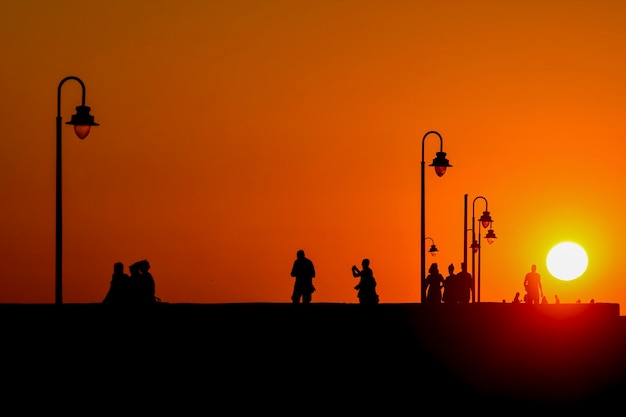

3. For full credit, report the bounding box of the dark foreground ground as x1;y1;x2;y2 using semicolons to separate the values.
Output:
2;302;625;413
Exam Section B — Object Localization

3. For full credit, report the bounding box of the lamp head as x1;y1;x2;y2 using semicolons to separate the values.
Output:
470;240;480;253
66;105;99;139
430;151;452;177
428;244;438;256
479;210;493;228
485;229;497;244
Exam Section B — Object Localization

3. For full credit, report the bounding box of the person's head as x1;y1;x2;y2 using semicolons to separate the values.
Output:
296;250;305;259
531;264;537;272
113;262;124;274
137;259;150;273
361;258;370;268
429;263;438;273
461;262;467;271
448;264;454;274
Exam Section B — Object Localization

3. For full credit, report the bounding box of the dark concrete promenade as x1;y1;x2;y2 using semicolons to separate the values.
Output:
2;302;625;412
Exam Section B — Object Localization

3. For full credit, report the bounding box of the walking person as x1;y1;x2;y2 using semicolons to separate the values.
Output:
523;264;543;305
442;263;457;303
425;262;445;303
290;249;316;304
351;258;379;305
456;262;473;303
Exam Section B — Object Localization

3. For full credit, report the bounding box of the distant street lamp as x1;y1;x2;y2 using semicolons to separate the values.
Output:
471;196;496;303
477;225;497;302
56;76;99;305
420;131;452;303
425;237;439;256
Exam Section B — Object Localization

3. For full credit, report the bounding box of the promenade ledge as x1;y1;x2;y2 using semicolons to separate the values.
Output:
2;302;625;410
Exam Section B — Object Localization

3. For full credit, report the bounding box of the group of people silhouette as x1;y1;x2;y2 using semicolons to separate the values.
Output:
289;250;379;305
425;261;473;303
102;259;159;305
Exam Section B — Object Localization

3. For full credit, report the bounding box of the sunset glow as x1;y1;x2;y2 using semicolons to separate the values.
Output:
1;1;625;308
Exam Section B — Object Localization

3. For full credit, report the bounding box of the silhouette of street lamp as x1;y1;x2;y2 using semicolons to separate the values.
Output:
478;226;497;302
420;131;452;303
56;76;99;304
471;196;496;303
425;237;439;256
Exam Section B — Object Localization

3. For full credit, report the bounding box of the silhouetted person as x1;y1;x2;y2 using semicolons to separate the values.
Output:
425;262;444;303
351;258;379;305
130;259;157;304
442;263;457;303
590;298;595;304
541;295;549;304
456;262;473;303
290;249;316;304
102;262;131;304
128;261;141;301
512;292;521;304
523;264;543;305
139;259;157;304
554;294;560;304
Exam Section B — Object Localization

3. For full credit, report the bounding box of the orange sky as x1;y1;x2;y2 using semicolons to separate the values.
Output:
1;0;626;308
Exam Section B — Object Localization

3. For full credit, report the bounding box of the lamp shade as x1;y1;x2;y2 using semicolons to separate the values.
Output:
430;151;452;177
66;105;99;139
479;210;493;229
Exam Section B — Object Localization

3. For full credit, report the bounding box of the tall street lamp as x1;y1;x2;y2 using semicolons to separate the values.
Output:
420;131;452;303
56;76;99;305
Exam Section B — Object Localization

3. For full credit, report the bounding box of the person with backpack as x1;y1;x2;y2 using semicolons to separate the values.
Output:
290;249;316;304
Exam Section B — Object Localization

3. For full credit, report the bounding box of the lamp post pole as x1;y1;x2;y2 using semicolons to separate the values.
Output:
420;130;452;303
477;221;483;303
463;194;468;273
56;76;99;305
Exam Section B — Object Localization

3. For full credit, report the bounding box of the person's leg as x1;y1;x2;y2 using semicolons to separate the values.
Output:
303;292;311;304
291;286;300;303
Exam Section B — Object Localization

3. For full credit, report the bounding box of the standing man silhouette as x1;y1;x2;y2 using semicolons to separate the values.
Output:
523;264;543;305
290;249;316;304
456;262;473;303
442;263;457;303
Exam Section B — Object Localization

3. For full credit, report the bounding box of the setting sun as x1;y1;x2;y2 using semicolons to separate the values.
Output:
546;242;588;281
